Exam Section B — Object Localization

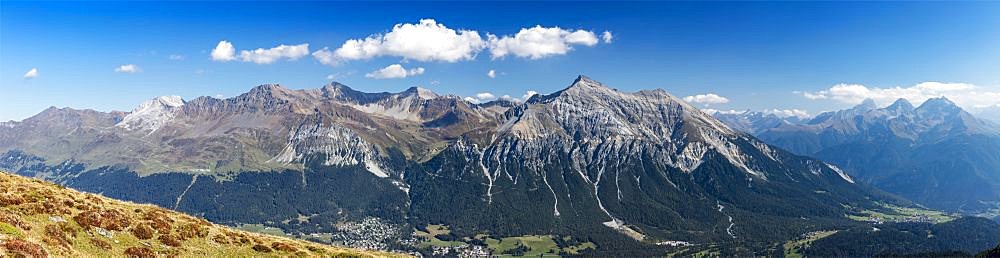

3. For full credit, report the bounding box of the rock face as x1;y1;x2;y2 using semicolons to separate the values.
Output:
749;97;1000;212
0;76;899;254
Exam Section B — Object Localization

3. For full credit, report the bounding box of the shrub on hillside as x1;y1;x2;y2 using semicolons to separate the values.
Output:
2;239;48;258
73;209;132;231
272;242;298;252
0;194;26;207
124;246;156;258
212;234;230;244
91;238;112;250
131;223;155;240
177;222;208;239
142;210;174;233
43;224;71;249
0;213;30;230
253;244;273;253
158;233;183;247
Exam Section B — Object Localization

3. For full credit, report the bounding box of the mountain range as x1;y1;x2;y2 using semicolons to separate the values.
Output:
719;98;1000;215
2;76;999;256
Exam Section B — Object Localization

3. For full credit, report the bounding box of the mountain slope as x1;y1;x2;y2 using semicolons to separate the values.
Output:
0;171;402;257
751;98;1000;213
408;77;900;254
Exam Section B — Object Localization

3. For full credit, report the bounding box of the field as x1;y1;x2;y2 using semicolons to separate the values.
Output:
782;230;838;258
847;202;956;224
412;224;464;248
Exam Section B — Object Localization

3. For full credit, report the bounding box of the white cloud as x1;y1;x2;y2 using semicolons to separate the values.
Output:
764;109;810;119
523;90;538;101
464;91;501;104
211;40;236;61
327;19;485;63
317;19;609;63
475;92;496;100
115;64;140;73
312;47;338;66
487;69;497;78
703;108;810;119
23;68;38;79
239;43;309;64
682;93;729;106
168;54;184;60
211;40;309;64
326;74;336;80
701;109;744;115
365;64;425;79
487;26;600;59
471;90;538;103
798;82;1000;110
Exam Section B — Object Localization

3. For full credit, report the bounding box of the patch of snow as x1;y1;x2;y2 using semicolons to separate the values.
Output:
656;241;692;247
117;95;184;132
364;158;389;178
717;203;736;239
826;163;855;183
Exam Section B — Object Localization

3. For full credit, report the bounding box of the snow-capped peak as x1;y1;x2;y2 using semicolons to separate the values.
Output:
117;95;185;132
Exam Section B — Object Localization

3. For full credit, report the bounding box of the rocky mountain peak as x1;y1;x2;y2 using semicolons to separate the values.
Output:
402;86;439;100
853;98;878;111
247;83;286;95
320;82;357;98
567;75;610;91
917;96;960;112
887;98;914;112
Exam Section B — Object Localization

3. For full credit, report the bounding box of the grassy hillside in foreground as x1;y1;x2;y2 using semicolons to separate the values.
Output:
0;171;406;257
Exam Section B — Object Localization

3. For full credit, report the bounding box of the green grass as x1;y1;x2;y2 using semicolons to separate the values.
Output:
413;224;464;248
563;241;597;255
0;222;24;239
783;230;838;258
848;202;956;223
485;235;561;256
235;224;288;237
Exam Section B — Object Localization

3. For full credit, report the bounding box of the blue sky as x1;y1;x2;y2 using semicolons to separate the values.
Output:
2;1;1000;121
